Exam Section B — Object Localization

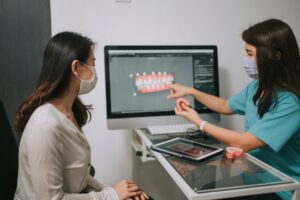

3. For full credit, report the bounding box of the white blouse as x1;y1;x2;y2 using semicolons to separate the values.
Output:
14;103;119;200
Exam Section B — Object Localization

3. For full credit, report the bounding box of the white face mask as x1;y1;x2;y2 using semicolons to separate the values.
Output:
243;57;258;79
77;63;98;95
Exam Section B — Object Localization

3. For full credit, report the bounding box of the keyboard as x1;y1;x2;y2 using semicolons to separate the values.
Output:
147;124;198;135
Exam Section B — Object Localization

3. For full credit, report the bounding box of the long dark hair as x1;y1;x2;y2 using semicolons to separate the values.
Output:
242;19;300;118
16;32;94;133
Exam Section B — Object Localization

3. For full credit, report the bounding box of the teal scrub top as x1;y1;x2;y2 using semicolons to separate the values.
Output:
228;80;300;200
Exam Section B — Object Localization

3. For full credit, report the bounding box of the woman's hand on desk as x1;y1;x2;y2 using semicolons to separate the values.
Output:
114;180;149;200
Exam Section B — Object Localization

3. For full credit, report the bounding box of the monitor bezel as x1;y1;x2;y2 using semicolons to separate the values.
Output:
104;45;219;119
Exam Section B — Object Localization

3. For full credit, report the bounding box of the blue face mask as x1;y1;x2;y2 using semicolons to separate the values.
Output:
243;57;258;79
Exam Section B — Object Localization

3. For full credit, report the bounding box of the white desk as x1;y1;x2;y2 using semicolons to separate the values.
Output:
132;128;300;200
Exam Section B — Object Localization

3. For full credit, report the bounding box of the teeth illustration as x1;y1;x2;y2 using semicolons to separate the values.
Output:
134;72;174;94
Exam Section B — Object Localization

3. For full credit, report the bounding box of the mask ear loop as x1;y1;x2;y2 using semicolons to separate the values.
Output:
78;61;94;69
76;61;95;81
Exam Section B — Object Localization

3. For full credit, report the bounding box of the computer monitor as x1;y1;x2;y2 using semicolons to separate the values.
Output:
104;45;220;130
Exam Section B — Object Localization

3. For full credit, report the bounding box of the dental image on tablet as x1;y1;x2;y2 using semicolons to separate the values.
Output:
151;138;224;161
164;141;215;158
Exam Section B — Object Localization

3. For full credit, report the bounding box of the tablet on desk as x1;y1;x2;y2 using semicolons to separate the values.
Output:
151;138;224;161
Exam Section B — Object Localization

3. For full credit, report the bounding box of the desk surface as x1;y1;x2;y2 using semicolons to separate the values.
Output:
135;128;300;200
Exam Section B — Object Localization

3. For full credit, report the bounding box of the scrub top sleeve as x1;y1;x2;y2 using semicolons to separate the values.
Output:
228;85;250;115
248;102;300;152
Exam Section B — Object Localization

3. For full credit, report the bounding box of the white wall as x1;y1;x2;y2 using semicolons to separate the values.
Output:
50;0;300;186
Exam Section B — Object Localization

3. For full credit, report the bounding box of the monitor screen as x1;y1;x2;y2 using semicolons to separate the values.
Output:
104;45;220;129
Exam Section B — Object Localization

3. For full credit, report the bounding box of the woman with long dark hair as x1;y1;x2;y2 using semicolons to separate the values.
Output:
167;19;300;200
15;32;148;200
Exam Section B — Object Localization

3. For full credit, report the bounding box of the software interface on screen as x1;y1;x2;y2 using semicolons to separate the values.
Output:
105;46;219;118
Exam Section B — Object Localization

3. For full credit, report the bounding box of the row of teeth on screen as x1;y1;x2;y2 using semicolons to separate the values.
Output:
130;72;175;94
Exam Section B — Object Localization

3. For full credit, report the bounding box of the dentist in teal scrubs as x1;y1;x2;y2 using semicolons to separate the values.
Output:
167;19;300;200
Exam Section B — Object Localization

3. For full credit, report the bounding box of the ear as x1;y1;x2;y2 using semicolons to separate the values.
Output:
71;60;79;76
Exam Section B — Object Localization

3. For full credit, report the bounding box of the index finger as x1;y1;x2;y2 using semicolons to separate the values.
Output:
165;83;174;89
126;179;134;184
181;102;192;111
176;98;191;108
